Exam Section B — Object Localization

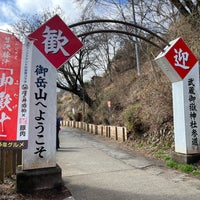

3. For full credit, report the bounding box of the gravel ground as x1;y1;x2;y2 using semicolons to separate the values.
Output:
0;177;71;200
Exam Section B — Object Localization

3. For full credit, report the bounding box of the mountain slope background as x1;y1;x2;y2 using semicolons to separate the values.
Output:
57;17;200;158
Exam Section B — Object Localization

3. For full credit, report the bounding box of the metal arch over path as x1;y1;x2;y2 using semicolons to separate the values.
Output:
69;19;169;51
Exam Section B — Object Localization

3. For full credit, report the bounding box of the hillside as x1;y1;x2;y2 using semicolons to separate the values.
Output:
57;18;200;158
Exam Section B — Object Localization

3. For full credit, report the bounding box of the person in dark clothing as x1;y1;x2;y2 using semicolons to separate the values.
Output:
56;117;61;150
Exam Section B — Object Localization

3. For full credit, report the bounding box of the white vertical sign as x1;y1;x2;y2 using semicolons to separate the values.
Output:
22;15;83;170
155;37;200;155
172;63;200;153
17;39;33;144
22;44;57;170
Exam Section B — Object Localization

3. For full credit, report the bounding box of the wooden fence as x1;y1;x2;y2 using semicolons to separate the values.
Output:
61;120;128;142
0;149;22;182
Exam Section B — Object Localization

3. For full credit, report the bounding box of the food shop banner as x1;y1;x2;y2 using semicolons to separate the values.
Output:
0;31;28;149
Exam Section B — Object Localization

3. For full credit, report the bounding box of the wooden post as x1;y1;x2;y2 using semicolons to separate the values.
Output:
0;150;5;182
106;126;108;137
17;150;22;166
95;125;98;135
12;150;17;174
115;127;118;141
123;127;126;142
5;150;12;177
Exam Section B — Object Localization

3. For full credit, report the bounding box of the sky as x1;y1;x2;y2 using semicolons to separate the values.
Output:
0;0;126;80
0;0;86;31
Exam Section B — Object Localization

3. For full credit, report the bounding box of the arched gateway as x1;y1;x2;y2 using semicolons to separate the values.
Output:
69;19;169;51
71;19;200;164
14;15;200;194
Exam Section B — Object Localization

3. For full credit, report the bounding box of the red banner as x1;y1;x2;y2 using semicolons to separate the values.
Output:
0;32;22;147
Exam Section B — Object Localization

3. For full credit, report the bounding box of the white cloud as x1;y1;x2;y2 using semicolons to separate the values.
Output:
0;0;86;31
15;0;85;23
16;0;46;12
1;2;15;20
0;1;17;31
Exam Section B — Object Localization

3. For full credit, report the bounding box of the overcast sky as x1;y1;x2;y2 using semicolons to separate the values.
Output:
0;0;86;31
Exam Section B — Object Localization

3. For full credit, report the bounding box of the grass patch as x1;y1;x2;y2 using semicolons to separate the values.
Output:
155;151;170;161
166;159;195;174
192;170;200;176
155;151;200;175
136;142;144;148
178;164;195;173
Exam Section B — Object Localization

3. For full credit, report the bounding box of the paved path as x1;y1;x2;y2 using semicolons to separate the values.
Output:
56;127;200;200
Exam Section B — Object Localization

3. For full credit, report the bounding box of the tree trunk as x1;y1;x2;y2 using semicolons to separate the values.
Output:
77;89;94;108
57;83;94;108
170;0;190;16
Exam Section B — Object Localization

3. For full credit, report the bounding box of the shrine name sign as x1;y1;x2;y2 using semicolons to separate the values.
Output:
155;37;200;155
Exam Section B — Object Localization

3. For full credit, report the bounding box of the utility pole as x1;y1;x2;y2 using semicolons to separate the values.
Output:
131;0;140;75
82;69;85;122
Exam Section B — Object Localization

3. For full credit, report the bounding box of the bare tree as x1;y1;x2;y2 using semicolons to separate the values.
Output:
76;0;200;36
11;6;64;41
13;0;199;108
57;47;94;107
11;8;99;107
78;0;177;33
170;0;200;17
89;32;122;79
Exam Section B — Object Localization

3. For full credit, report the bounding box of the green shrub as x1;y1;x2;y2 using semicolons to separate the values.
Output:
166;160;178;169
178;164;195;173
192;170;200;176
123;103;146;134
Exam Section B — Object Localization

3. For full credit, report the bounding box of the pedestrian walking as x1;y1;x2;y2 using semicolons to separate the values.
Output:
56;117;61;150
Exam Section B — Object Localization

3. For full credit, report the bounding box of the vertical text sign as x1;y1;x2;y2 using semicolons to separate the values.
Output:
164;38;200;153
155;37;200;154
23;15;83;169
17;39;33;149
0;32;24;149
28;14;83;69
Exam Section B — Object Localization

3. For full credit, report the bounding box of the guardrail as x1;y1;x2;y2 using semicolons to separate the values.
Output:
0;149;22;182
61;121;128;142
